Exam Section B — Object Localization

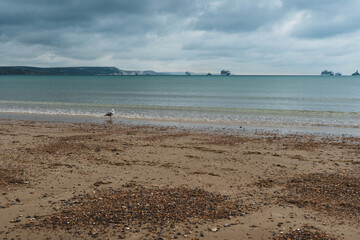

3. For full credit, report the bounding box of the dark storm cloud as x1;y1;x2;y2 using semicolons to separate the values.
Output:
282;0;360;38
0;0;151;26
1;0;359;46
0;0;198;47
192;0;360;38
0;0;197;28
164;0;359;40
193;1;283;33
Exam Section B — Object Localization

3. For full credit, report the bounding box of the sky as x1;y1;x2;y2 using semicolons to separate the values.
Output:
1;0;360;75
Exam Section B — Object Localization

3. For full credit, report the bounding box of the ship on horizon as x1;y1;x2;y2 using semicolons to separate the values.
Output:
321;70;334;76
352;70;360;76
221;70;231;75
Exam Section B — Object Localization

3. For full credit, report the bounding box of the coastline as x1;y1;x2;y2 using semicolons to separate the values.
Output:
0;118;359;239
2;111;360;137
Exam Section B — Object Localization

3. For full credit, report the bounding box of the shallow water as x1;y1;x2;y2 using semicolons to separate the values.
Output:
1;75;360;136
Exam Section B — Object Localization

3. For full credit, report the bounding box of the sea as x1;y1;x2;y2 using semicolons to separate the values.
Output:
1;75;360;136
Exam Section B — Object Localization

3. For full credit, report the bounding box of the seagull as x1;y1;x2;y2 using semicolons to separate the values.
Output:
104;109;115;120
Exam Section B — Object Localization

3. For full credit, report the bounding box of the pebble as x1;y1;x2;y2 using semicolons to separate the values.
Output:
35;186;247;238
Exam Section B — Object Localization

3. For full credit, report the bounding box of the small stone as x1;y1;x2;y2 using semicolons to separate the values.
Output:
211;227;218;232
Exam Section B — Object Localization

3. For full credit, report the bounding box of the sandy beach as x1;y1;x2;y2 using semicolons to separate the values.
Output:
0;119;359;239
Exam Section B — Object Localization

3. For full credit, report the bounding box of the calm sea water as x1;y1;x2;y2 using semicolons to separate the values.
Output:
1;75;360;134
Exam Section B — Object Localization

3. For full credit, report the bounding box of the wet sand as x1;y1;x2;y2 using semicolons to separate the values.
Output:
0;119;359;239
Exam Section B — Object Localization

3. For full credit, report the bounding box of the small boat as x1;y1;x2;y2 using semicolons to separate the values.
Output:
321;70;334;76
352;70;360;76
221;70;231;75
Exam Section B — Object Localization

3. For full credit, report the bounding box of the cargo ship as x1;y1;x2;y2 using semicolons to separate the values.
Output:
321;70;334;76
221;70;231;75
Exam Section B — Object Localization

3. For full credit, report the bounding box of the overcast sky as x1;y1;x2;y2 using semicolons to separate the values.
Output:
1;0;360;74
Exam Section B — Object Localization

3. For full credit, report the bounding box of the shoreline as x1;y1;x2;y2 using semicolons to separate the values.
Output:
2;112;360;138
0;119;359;239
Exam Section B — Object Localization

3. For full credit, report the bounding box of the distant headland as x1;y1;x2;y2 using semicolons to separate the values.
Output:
0;66;167;76
0;66;231;76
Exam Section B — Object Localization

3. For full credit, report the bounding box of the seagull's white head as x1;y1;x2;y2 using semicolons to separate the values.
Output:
111;109;115;114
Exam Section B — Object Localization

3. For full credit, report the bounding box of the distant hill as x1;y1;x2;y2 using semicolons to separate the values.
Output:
0;66;168;76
